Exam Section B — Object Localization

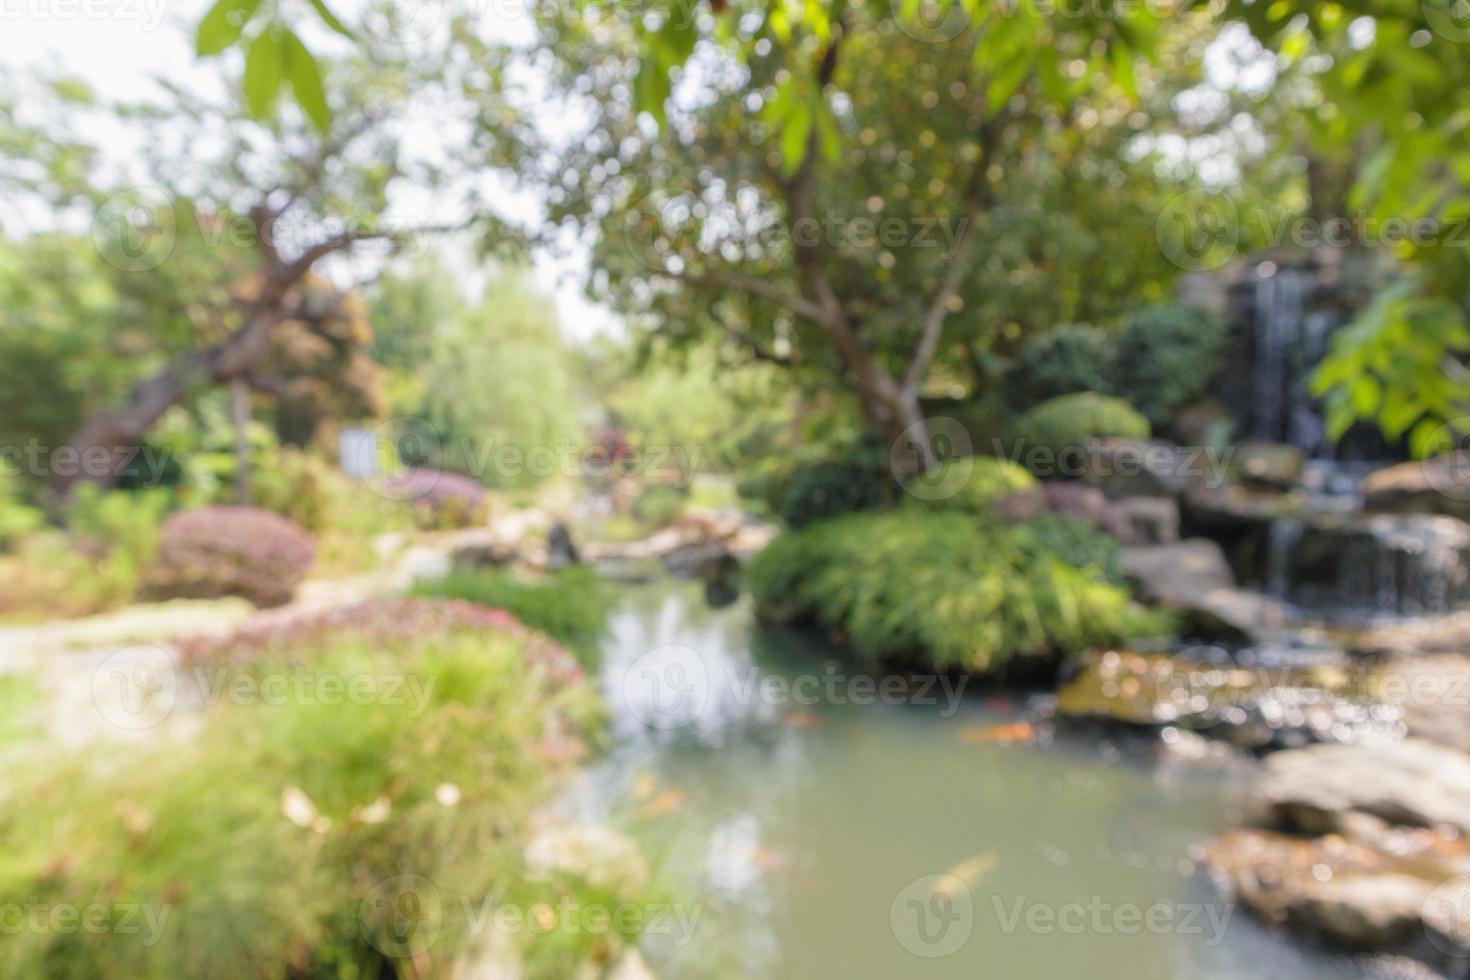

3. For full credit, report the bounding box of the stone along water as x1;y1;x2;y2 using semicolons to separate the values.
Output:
557;580;1400;979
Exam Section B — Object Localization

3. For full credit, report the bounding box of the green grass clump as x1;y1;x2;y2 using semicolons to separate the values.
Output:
411;566;615;668
748;510;1144;673
0;601;644;979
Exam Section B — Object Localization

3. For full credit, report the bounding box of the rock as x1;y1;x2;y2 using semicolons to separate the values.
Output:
1252;740;1470;835
1232;441;1306;491
1377;656;1470;755
1121;539;1236;604
1039;481;1130;539
1277;513;1470;617
1346;612;1470;660
450;539;518;571
1297;873;1434;950
546;521;581;571
1364;452;1470;521
1082;438;1205;500
1113;496;1180;545
1182;588;1291;646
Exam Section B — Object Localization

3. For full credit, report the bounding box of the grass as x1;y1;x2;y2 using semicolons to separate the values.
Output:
411;566;616;668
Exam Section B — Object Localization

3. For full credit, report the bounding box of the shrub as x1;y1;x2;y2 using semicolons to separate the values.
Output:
631;482;689;529
382;467;488;529
1111;304;1228;425
1004;324;1117;408
1013;393;1151;467
747;510;1142;673
148;506;315;607
0;598;632;979
411;566;615;668
779;458;892;528
0;471;42;551
1019;512;1126;587
905;458;1039;516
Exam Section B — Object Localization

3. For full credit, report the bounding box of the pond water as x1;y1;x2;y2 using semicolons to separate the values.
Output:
559;579;1403;979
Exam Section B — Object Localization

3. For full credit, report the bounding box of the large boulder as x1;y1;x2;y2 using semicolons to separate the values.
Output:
1252;739;1470;836
1120;539;1236;604
1363;452;1470;521
1112;496;1180;545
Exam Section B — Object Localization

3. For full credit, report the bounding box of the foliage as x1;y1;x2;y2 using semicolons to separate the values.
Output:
747;510;1141;673
419;272;584;489
1004;325;1117;409
410;567;616;668
779;457;892;529
0;598;631;979
1020;513;1126;588
906;458;1038;516
0;471;42;550
631;483;689;529
1013;393;1152;463
148;505;316;608
1312;277;1470;457
1110;305;1227;426
382;468;488;529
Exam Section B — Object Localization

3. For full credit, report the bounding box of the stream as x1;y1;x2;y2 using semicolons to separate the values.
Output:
557;578;1407;979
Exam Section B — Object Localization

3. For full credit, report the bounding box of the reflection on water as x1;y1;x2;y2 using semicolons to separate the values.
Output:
559;579;1404;979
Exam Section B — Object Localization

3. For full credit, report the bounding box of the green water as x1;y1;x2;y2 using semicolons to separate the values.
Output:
564;580;1396;979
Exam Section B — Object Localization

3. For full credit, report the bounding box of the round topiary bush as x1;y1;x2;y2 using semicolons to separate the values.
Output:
148;506;316;608
779;459;892;528
1111;304;1227;425
1004;324;1117;408
907;458;1041;518
1013;393;1151;474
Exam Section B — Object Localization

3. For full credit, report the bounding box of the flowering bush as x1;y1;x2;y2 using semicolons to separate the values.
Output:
147;505;316;608
381;467;487;528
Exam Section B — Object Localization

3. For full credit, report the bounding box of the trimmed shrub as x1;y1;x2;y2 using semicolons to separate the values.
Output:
382;467;488;528
411;566;615;668
1004;324;1117;408
148;505;315;608
906;458;1040;517
1;598;632;979
1013;393;1151;468
631;483;689;529
779;459;892;528
1111;304;1228;425
747;510;1142;673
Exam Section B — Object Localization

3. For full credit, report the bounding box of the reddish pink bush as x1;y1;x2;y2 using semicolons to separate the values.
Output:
381;468;487;527
148;506;316;608
178;596;583;686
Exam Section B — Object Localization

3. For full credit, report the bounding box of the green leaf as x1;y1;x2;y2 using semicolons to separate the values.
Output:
281;30;331;131
780;101;813;176
307;0;354;39
242;29;284;117
196;0;261;56
816;101;841;163
1410;417;1451;459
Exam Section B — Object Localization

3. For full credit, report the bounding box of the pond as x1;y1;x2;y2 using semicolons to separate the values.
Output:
557;578;1400;979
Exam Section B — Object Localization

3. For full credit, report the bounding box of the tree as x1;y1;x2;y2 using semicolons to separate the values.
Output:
2;37;510;491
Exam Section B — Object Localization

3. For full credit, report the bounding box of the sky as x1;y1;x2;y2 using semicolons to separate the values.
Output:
0;0;624;341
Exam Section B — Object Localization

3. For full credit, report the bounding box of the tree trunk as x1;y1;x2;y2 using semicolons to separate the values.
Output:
56;312;277;494
230;377;252;505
